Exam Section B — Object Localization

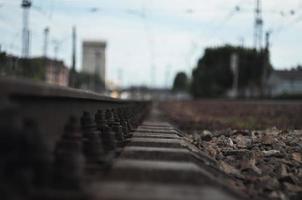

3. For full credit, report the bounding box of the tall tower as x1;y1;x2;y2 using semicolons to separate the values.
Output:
254;0;263;51
21;0;32;58
43;27;49;57
82;40;107;90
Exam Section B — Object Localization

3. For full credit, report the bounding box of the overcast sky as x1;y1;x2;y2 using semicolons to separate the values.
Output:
0;0;301;87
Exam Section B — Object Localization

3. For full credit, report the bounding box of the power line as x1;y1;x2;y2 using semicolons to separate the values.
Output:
273;14;302;35
213;5;241;32
138;1;157;87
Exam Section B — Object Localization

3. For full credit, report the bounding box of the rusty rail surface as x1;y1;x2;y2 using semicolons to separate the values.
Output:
0;78;246;200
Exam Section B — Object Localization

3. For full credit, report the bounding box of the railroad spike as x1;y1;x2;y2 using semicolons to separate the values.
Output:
53;116;84;189
101;125;117;154
112;123;125;147
80;111;106;164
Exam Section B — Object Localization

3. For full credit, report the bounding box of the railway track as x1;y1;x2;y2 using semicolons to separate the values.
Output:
0;78;246;200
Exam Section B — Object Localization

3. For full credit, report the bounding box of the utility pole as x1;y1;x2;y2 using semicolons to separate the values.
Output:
118;68;123;87
230;53;239;98
21;0;32;58
151;64;156;88
261;31;271;97
239;37;245;47
254;0;263;51
42;27;49;80
265;31;271;50
165;65;171;88
52;40;59;60
69;26;77;87
71;26;76;72
43;27;49;57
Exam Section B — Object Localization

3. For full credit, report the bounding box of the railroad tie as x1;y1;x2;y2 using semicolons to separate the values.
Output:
89;121;243;200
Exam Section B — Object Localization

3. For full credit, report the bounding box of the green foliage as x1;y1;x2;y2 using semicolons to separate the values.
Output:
19;58;46;81
0;54;45;81
73;72;105;91
172;72;188;92
191;45;272;98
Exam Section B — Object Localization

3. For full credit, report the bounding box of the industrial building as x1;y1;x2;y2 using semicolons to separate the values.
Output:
0;52;69;86
82;40;107;88
267;70;302;97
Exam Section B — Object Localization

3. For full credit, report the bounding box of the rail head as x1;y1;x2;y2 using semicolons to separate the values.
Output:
0;76;151;158
0;77;140;104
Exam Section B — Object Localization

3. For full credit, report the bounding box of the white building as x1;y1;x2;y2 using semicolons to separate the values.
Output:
82;40;106;84
267;70;302;97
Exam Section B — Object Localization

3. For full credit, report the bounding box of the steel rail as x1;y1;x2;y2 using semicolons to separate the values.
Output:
0;77;151;199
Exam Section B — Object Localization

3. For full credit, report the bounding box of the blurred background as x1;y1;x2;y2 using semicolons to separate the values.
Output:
0;0;301;100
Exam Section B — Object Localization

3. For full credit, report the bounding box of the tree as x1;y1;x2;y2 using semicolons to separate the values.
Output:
190;45;272;98
172;72;188;92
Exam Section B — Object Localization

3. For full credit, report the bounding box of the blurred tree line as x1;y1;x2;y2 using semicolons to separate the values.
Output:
0;52;46;81
173;45;272;98
172;72;189;92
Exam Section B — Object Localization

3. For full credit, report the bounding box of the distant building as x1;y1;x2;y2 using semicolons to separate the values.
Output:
0;52;69;87
119;87;191;101
82;40;106;88
44;58;69;86
267;70;302;96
